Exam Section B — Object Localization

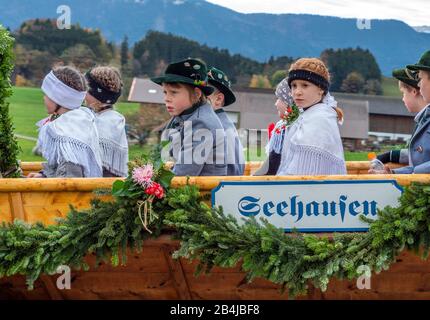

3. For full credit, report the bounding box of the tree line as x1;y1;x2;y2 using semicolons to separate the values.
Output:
11;19;383;95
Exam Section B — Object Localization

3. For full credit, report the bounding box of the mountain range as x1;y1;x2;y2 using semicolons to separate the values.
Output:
1;0;429;75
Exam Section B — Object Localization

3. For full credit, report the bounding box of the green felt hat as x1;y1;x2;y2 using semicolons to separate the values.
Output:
407;50;430;72
392;68;419;89
207;67;236;107
151;58;214;96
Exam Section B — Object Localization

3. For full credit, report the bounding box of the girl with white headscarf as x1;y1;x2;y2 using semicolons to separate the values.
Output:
28;66;103;178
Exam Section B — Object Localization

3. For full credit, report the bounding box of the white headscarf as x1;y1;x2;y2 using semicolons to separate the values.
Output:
41;71;86;110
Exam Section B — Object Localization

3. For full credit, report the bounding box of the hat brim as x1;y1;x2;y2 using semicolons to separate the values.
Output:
208;79;236;107
406;64;430;72
151;74;214;96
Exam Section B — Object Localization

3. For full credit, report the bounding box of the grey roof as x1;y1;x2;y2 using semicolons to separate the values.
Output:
331;92;412;117
226;89;369;139
128;78;164;104
231;87;411;117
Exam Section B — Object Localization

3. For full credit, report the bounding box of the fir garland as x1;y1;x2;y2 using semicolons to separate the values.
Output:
1;147;430;297
0;26;20;178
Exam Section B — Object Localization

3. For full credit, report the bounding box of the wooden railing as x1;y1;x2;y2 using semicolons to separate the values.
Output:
0;161;426;226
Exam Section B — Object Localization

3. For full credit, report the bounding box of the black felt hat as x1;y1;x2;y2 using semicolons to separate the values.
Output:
207;66;236;107
392;68;419;89
151;58;214;96
407;50;430;72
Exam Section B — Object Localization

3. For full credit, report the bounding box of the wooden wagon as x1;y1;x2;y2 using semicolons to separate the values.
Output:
1;161;430;300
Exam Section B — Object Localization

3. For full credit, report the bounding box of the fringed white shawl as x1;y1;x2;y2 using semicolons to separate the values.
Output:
277;94;346;176
95;109;129;177
37;107;103;177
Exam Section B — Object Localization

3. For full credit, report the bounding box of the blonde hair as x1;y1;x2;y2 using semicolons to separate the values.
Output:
88;66;123;112
289;57;343;122
53;66;87;92
168;83;207;106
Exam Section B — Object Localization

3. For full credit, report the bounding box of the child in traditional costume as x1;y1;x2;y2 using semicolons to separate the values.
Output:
85;66;129;177
28;66;103;178
207;66;245;176
275;58;346;175
373;68;426;169
153;58;227;176
254;78;293;175
374;51;430;174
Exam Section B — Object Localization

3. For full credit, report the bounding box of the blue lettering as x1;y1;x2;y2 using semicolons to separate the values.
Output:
238;196;260;217
339;195;347;222
290;196;304;222
348;201;361;216
370;201;378;216
322;201;338;216
306;201;320;216
276;201;288;216
263;201;275;217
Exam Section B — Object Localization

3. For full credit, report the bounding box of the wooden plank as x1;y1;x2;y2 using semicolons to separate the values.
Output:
0;193;13;223
163;245;192;300
40;275;64;300
9;192;26;222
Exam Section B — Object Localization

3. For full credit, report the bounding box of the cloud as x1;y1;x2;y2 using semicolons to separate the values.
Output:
206;0;430;26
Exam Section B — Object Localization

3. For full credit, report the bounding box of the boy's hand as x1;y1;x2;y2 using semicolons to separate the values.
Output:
27;172;44;178
368;166;392;174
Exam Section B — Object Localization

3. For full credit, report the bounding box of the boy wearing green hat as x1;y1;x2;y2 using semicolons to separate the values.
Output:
374;68;427;167
152;58;227;176
207;67;245;176
375;50;430;174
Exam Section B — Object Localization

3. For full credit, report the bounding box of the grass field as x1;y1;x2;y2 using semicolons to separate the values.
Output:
9;86;371;163
382;76;401;97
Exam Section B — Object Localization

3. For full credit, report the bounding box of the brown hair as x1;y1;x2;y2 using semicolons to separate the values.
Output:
89;66;122;93
399;81;420;95
168;83;207;106
289;58;330;82
289;57;343;122
52;66;87;92
87;66;123;112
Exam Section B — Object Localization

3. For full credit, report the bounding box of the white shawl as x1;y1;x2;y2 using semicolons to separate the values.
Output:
95;109;129;177
37;107;103;177
277;94;346;176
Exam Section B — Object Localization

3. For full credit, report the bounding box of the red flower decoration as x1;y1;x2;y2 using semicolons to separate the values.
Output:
145;182;165;199
267;122;275;140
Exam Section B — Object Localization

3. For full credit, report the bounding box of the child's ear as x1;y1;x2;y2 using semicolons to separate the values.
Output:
194;87;202;99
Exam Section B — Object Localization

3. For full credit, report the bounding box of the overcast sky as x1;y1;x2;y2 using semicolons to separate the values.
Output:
206;0;430;27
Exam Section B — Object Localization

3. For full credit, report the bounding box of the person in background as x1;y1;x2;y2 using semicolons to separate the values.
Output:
207;66;244;176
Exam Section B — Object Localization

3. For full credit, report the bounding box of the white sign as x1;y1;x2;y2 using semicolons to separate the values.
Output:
212;180;403;232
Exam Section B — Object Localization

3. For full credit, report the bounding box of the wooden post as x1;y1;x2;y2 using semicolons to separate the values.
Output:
9;192;25;222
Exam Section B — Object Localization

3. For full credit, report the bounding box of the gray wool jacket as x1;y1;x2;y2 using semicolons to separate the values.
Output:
42;162;84;178
161;103;228;177
393;105;430;174
215;109;245;176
